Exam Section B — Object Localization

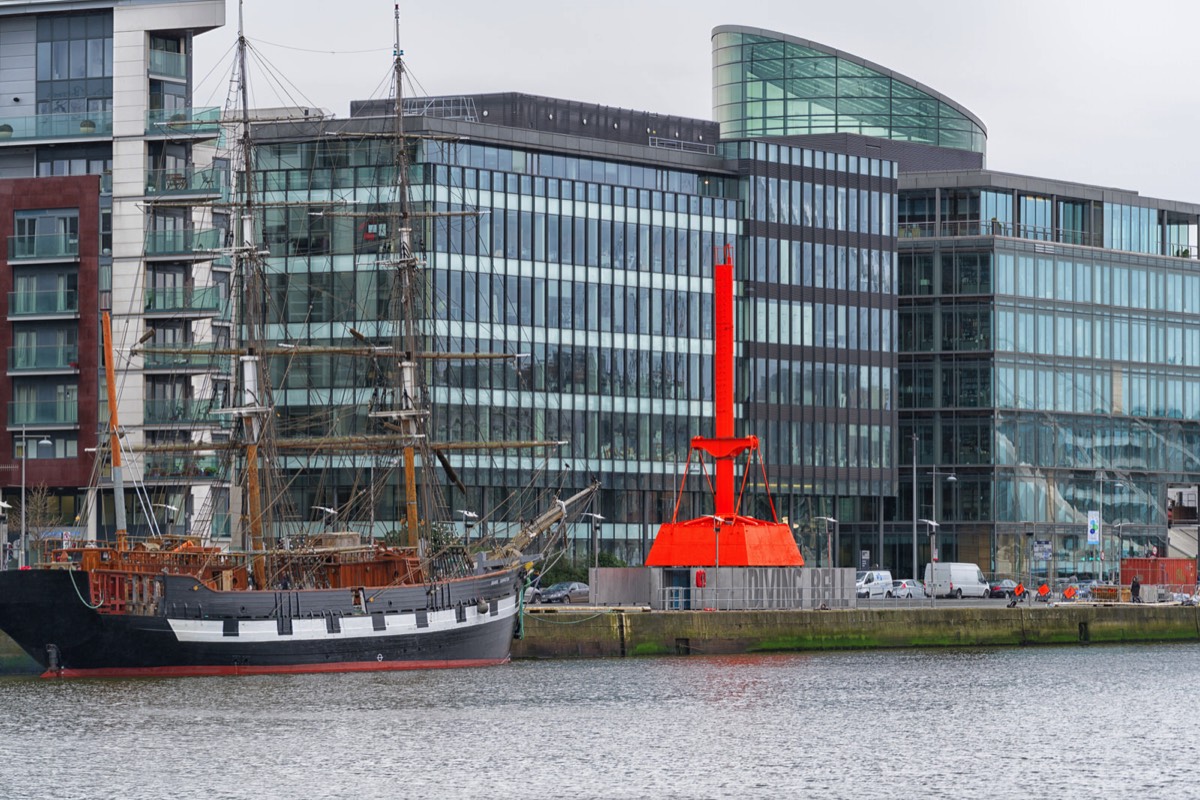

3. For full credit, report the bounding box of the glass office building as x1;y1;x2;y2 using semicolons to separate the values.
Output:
712;26;986;153
248;93;899;566
897;171;1200;580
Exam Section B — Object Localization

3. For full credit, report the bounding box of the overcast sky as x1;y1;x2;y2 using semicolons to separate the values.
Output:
195;0;1200;204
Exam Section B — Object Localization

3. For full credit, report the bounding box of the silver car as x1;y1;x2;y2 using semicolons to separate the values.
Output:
890;579;926;598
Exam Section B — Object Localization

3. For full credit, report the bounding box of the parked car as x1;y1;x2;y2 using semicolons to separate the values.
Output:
924;562;991;599
891;579;926;598
989;579;1019;599
540;581;589;604
856;570;893;599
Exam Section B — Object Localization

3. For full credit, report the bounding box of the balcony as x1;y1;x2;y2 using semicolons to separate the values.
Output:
145;166;224;197
897;219;1103;248
144;398;225;426
145;107;221;137
144;228;222;259
0;111;113;143
8;289;79;317
8;401;79;426
148;49;187;80
8;234;79;261
142;346;230;372
8;345;79;372
144;285;222;315
143;453;221;480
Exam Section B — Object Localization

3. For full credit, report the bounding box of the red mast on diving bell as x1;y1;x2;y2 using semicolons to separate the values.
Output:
644;245;804;568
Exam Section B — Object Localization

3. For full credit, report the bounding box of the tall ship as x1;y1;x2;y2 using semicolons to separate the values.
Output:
0;3;597;678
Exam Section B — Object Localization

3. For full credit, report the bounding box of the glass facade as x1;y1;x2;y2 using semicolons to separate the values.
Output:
252;133;743;558
897;181;1200;581
246;118;901;566
713;28;986;153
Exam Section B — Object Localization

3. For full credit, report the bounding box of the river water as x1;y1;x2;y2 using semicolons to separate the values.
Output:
1;644;1196;799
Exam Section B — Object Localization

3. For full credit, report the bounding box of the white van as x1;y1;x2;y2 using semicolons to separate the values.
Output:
856;569;894;599
923;562;990;598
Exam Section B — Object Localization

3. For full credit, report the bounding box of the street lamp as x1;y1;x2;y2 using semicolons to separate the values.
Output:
919;518;939;605
1114;521;1127;586
815;516;837;568
911;433;956;582
707;514;725;609
153;503;179;538
457;509;478;544
1096;475;1124;582
19;428;51;569
582;512;604;569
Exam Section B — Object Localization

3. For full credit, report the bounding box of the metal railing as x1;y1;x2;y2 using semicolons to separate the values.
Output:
654;585;853;611
145;166;224;196
648;136;717;155
898;220;1103;248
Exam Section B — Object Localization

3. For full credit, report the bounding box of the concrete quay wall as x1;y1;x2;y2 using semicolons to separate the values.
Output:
513;605;1200;659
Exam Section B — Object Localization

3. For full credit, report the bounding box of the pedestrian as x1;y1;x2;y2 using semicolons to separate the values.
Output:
1131;575;1142;603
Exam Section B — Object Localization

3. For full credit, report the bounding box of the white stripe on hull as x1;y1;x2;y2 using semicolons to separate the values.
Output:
167;595;519;643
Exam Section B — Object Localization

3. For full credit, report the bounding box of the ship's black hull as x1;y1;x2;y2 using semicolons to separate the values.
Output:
0;569;520;678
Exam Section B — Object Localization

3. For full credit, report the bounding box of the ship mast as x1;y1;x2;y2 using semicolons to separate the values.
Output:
233;0;273;584
387;3;423;548
100;312;128;552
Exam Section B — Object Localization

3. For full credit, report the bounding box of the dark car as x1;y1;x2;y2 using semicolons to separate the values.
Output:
540;581;589;604
989;578;1019;598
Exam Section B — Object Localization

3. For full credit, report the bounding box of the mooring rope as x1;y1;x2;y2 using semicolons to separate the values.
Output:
68;570;105;610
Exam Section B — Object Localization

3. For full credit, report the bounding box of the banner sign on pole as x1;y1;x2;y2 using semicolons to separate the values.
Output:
1087;511;1100;545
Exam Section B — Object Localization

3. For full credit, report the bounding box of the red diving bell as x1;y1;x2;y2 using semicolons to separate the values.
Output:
644;245;804;568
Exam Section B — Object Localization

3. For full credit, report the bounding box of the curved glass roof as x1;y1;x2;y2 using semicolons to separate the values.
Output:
713;26;986;154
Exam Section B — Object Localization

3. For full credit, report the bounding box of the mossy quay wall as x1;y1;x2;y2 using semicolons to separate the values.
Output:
513;605;1200;659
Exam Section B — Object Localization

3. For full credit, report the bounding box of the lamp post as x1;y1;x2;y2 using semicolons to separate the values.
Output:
816;516;837;568
152;503;179;539
919;518;939;605
582;512;604;569
1096;476;1124;582
930;469;956;565
911;433;918;582
1114;522;1126;587
19;428;51;569
457;509;478;544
